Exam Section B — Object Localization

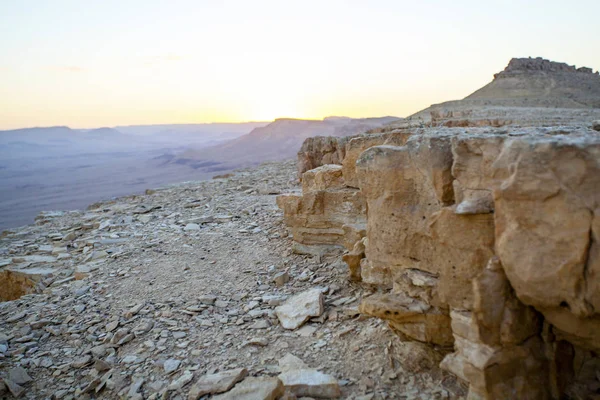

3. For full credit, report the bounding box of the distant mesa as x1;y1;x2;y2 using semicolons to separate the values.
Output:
465;57;600;107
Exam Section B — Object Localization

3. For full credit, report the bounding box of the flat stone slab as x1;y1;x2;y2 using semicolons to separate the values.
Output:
275;288;324;330
278;368;340;398
212;377;284;400
188;368;248;399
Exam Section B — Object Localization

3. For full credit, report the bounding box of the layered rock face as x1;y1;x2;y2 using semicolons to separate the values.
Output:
278;124;600;399
277;164;367;255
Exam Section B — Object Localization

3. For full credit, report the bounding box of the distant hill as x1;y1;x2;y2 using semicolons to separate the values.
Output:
0;122;269;160
400;57;600;127
174;116;401;170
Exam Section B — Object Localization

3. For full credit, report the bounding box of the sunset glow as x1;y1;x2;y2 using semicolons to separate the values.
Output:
1;0;599;129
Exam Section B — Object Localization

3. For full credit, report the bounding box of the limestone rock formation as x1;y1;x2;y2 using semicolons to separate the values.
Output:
279;115;600;399
492;134;600;352
297;136;350;177
277;162;367;254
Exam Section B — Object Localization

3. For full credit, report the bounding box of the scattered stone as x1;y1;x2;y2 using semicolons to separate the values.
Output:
127;378;145;398
242;337;269;347
125;303;144;318
278;369;341;398
8;367;32;385
4;378;25;398
248;320;270;329
272;271;290;287
279;354;308;372
199;295;217;305
188;368;248;399
184;223;200;231
212;377;284;400
168;371;194;391
275;288;324;329
105;320;119;332
71;355;92;368
164;359;181;374
94;359;111;372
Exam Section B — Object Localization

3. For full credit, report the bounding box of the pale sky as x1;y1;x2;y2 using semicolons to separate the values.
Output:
0;0;598;129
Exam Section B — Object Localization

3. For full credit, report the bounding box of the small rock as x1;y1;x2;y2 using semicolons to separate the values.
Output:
184;223;200;231
275;288;324;330
278;369;341;398
8;367;32;385
4;378;25;398
199;295;217;305
72;355;92;368
164;359;181;374
188;368;247;399
249;320;270;329
212;377;284;400
214;300;229;308
593;120;600;131
279;354;308;372
127;378;145;398
94;359;111;372
105;320;119;332
168;371;194;391
172;331;187;339
272;271;290;287
125;303;144;318
242;337;269;347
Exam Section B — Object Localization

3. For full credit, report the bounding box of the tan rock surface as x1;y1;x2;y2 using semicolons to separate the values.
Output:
301;164;345;193
211;377;284;400
493;133;600;351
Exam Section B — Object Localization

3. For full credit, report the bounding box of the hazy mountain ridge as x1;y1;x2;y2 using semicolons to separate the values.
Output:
175;116;401;171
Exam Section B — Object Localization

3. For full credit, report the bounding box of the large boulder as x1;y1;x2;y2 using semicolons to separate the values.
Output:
493;133;600;351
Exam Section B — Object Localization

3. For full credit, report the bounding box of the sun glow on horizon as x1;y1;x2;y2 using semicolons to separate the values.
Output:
0;0;599;130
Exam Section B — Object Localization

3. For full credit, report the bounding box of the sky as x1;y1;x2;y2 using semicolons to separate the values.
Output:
0;0;599;130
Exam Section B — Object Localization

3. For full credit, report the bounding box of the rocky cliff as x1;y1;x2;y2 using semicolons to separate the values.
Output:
278;123;600;399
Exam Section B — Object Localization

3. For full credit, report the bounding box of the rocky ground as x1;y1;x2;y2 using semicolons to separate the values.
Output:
0;160;466;399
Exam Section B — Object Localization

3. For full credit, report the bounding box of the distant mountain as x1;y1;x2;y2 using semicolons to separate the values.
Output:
83;127;125;137
115;122;269;136
0;122;269;160
174;116;401;171
0;126;76;145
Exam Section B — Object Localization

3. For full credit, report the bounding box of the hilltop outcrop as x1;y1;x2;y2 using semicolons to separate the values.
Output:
396;57;600;127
